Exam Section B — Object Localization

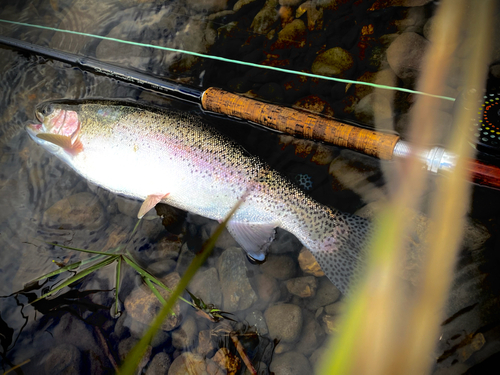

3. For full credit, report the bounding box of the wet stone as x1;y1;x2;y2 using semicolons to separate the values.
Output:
295;318;325;356
251;0;280;35
169;352;224;375
386;32;429;81
197;329;216;357
43;192;106;230
265;303;303;343
212;347;241;375
322;314;339;334
118;337;152;372
270;351;312;375
260;255;297;280
217;247;258;313
304;277;341;310
172;315;198;349
146;352;172;375
274;341;295;354
175;244;196;275
245;310;269;335
311;47;355;78
189;267;222;307
253;273;281;310
324;301;344;315
286;276;318;298
43;344;82;375
124;272;185;332
298;247;325;277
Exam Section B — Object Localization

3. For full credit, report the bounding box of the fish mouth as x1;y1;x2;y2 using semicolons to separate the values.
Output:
26;123;43;139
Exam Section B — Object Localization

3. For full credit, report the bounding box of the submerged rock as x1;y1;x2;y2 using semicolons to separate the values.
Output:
146;352;172;375
172;316;198;349
43;344;82;375
298;247;325;277
124;272;185;332
217;247;258;312
245;310;269;335
212;347;241;375
260;254;297;280
197;329;217;357
311;47;355;78
189;267;222;307
43;192;106;230
295;318;326;356
168;352;224;375
286;276;318;298
265;303;303;343
386;32;429;80
270;351;312;375
304;277;341;310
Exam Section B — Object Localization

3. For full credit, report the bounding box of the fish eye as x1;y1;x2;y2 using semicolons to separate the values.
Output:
41;104;54;117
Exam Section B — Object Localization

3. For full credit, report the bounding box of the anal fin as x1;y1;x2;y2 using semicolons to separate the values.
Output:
226;221;278;261
138;193;170;219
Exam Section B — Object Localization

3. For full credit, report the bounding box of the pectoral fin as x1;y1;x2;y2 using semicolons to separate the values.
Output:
36;133;83;155
138;193;170;219
226;221;278;261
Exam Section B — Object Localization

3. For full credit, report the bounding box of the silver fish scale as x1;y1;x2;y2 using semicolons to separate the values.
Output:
32;100;371;294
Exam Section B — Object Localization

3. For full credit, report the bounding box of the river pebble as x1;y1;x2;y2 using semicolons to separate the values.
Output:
295;317;326;356
217;247;258;312
42;192;106;230
172;316;198;349
386;32;429;81
124;272;185;332
196;329;217;357
253;273;281;310
213;347;241;375
269;351;312;375
146;352;172;375
260;254;297;280
286;275;318;297
168;352;224;375
43;344;82;375
245;310;269;335
264;303;303;343
189;267;222;306
298;247;325;277
304;277;341;310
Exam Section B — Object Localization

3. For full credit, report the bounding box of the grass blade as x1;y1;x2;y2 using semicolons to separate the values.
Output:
120;195;244;375
115;256;122;317
47;242;119;255
143;277;167;305
30;260;82;281
33;255;118;303
122;255;193;306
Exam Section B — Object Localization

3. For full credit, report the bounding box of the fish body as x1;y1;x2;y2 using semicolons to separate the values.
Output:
27;100;371;293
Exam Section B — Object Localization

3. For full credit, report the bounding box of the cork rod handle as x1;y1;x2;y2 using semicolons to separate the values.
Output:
201;87;400;160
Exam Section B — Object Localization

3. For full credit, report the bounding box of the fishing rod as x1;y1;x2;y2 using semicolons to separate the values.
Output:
1;35;499;190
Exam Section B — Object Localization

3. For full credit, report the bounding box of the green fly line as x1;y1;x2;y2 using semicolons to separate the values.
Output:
0;19;456;101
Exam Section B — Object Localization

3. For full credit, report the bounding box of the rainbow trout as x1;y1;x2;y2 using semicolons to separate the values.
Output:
27;100;371;293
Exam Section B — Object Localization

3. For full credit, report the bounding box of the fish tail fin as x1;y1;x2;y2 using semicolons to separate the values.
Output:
309;213;371;295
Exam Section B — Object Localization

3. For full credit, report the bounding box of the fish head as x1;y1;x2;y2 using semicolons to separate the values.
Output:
27;101;83;156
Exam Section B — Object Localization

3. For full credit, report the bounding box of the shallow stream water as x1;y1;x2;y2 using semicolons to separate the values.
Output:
0;1;499;374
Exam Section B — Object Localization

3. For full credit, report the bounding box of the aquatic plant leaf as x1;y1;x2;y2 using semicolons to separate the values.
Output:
33;255;118;303
115;257;122;317
122;255;192;306
46;242;120;255
30;260;82;282
120;195;245;375
143;277;167;305
121;255;171;292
